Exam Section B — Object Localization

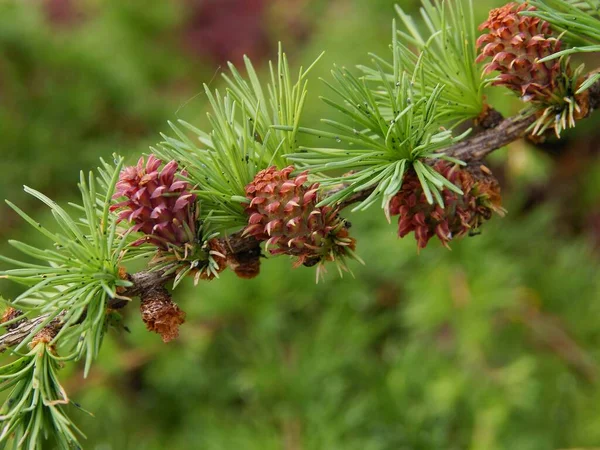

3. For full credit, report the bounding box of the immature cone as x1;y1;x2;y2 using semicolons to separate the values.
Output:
244;166;355;268
476;2;563;103
112;156;227;281
111;155;197;249
389;161;503;250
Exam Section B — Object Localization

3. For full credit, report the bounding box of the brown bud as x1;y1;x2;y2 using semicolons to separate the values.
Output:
1;307;24;331
30;327;58;351
226;246;262;279
474;103;504;130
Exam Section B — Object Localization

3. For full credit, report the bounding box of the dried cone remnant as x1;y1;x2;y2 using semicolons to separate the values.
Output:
244;166;356;271
112;155;226;281
223;239;262;279
389;162;503;250
140;287;185;343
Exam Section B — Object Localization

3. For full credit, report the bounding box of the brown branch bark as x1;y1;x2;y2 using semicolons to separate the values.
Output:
0;313;62;352
445;114;537;161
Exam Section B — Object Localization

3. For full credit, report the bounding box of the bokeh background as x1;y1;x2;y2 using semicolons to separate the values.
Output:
1;0;600;449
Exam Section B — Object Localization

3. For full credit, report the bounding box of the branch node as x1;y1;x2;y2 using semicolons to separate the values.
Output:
474;104;504;130
1;307;25;331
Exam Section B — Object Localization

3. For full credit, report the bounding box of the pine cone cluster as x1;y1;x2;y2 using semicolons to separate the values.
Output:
244;166;356;268
476;2;563;103
389;162;503;249
112;155;197;249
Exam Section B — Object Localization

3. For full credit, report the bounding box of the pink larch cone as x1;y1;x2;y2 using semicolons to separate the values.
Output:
111;155;197;250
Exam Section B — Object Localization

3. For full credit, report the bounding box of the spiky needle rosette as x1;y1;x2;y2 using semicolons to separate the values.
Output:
389;161;504;250
361;0;488;126
0;156;149;449
244;166;358;279
281;18;472;221
153;45;324;234
476;2;588;136
111;155;225;285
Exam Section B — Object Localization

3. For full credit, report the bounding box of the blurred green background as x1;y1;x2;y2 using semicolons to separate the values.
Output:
2;0;600;449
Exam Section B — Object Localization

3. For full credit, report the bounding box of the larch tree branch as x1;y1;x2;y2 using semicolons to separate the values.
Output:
2;78;600;353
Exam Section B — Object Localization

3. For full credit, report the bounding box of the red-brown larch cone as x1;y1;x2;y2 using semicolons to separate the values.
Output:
243;166;356;269
389;162;503;250
476;2;564;103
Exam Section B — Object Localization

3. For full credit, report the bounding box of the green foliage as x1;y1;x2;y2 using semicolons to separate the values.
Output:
0;343;84;450
154;99;269;232
285;40;469;213
222;44;325;169
154;47;322;233
0;157;149;448
372;0;486;123
522;0;600;59
280;0;487;215
0;0;599;449
1;157;138;358
73;206;600;450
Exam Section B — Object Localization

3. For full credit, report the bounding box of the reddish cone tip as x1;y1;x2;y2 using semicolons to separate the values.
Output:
111;155;197;250
389;162;503;250
243;166;357;269
476;2;564;103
